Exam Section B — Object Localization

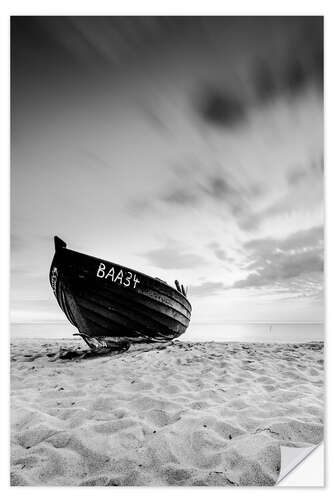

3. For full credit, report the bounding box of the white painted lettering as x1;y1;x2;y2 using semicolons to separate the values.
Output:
133;274;140;289
97;264;140;290
114;269;124;284
105;267;115;280
97;262;105;278
124;271;132;287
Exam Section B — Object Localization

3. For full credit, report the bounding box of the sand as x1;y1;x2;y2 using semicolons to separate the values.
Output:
10;339;324;486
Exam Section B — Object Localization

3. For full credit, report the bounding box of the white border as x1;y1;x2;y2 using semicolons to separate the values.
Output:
0;0;330;15
1;2;331;499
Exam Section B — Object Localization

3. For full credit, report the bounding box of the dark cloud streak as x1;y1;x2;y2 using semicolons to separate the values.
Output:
287;166;307;186
198;89;246;128
233;226;323;290
131;166;265;228
190;226;323;299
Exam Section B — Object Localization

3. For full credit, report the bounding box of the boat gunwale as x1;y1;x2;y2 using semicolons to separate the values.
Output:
55;246;192;313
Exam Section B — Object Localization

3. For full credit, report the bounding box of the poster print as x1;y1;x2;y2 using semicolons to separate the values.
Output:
11;16;324;486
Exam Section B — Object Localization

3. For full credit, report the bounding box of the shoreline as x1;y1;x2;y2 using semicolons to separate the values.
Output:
10;336;325;345
11;322;324;344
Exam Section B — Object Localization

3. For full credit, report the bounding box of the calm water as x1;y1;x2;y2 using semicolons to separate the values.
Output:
11;322;324;343
184;323;324;343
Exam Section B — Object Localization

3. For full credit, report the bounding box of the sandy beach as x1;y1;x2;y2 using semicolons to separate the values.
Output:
10;339;324;486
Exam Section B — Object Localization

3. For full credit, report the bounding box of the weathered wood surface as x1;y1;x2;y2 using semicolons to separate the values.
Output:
49;237;192;342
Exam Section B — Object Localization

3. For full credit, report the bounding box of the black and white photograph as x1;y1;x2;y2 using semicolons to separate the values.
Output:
10;16;324;486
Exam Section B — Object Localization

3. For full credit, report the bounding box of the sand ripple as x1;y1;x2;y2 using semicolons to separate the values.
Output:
11;339;324;486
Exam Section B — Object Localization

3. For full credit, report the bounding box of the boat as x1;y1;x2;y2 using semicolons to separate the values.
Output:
49;236;192;352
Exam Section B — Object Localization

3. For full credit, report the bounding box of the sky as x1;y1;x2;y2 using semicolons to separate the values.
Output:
11;17;324;326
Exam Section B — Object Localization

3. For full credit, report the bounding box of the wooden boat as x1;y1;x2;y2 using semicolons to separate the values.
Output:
49;236;192;351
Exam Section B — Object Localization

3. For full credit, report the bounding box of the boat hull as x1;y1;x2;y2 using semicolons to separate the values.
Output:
49;238;192;342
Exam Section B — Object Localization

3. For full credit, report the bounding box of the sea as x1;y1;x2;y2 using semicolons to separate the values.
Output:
11;322;324;343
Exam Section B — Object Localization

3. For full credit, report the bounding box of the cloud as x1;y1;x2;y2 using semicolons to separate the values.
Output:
239;197;301;231
162;174;241;209
190;281;225;297
11;234;24;252
187;227;323;299
195;19;323;133
284;59;307;95
81;150;114;170
141;241;206;270
203;175;237;200
132;164;265;227
246;225;323;254
12;17;186;71
11;266;44;280
232;226;323;292
11;298;63;322
162;189;199;207
198;88;246;127
253;19;323;102
239;161;323;231
234;252;323;289
253;61;278;103
207;241;234;262
287;166;308;186
209;245;226;261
